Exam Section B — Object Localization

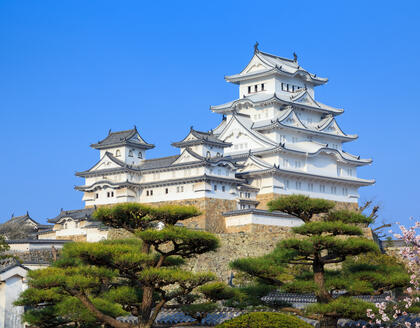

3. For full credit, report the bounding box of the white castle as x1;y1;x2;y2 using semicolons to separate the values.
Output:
68;45;373;234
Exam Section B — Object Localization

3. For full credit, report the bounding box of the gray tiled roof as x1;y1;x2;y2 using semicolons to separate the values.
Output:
48;208;95;223
0;213;45;240
172;127;232;148
90;127;154;150
138;155;180;170
0;257;24;274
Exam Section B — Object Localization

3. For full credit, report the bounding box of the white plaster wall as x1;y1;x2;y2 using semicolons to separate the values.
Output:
0;275;25;328
225;213;304;228
238;77;274;98
274;76;314;98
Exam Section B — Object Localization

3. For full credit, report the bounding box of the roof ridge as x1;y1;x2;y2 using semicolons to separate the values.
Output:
258;50;296;64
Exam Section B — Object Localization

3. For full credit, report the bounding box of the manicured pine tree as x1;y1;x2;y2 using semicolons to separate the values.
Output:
16;203;227;328
231;195;409;327
0;234;10;259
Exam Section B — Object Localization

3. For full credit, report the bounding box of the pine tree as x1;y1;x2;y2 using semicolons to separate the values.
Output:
231;195;409;327
16;203;225;328
0;234;10;259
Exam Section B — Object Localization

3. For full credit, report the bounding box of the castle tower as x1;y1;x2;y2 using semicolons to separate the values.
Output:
210;44;374;209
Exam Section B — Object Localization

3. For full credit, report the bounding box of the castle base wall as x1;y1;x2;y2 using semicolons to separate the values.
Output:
145;197;237;233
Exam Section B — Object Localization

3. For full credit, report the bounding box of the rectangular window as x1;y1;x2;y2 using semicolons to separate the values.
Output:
248;86;251;93
222;185;225;192
342;187;348;196
331;186;337;194
146;190;149;196
150;190;153;196
287;84;290;92
281;83;284;91
165;188;168;194
320;184;325;193
95;193;99;199
107;192;110;197
254;85;258;92
285;179;290;189
261;83;265;91
111;191;114;197
295;181;302;190
283;158;289;168
308;183;314;192
292;85;295;92
214;184;217;191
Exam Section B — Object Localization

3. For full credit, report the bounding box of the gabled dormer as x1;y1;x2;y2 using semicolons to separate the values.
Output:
224;43;327;99
90;126;154;165
171;127;231;159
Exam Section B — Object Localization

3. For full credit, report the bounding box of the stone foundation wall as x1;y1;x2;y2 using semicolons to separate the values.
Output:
145;198;237;233
184;231;292;282
56;235;87;242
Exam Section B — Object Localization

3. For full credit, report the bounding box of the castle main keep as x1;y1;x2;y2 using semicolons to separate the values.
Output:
41;45;374;238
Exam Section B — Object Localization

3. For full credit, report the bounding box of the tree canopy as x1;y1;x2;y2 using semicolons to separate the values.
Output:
231;195;410;325
16;203;228;328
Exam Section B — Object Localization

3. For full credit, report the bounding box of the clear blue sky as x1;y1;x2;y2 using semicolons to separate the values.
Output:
0;1;419;232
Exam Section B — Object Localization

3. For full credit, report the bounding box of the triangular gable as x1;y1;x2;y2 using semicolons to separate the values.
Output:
218;115;277;150
238;155;272;173
240;54;272;75
127;131;149;145
88;153;125;172
178;131;200;143
172;148;203;165
278;109;307;129
317;118;346;136
292;90;320;108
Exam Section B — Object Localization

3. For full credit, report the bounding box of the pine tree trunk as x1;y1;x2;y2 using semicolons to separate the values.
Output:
313;257;332;303
319;317;338;328
138;287;154;328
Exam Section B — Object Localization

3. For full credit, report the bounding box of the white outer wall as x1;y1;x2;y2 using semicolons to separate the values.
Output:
0;268;27;328
225;213;304;227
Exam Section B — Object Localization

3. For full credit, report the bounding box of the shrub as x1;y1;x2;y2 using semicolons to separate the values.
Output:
216;312;312;328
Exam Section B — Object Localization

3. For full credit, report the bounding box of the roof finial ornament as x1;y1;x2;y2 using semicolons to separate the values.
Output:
11;213;14;218
254;41;259;54
190;125;194;131
26;210;29;216
134;125;137;131
108;129;111;135
293;52;298;62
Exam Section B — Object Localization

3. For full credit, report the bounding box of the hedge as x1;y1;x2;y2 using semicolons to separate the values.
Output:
216;312;313;328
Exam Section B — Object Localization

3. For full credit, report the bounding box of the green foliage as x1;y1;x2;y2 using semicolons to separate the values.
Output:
137;225;220;257
306;297;375;320
93;202;201;232
326;210;373;225
199;282;237;301
293;221;363;236
230;254;289;285
181;302;219;316
268;194;335;222
224;284;280;309
0;234;10;260
231;195;410;322
216;312;313;328
16;203;224;328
